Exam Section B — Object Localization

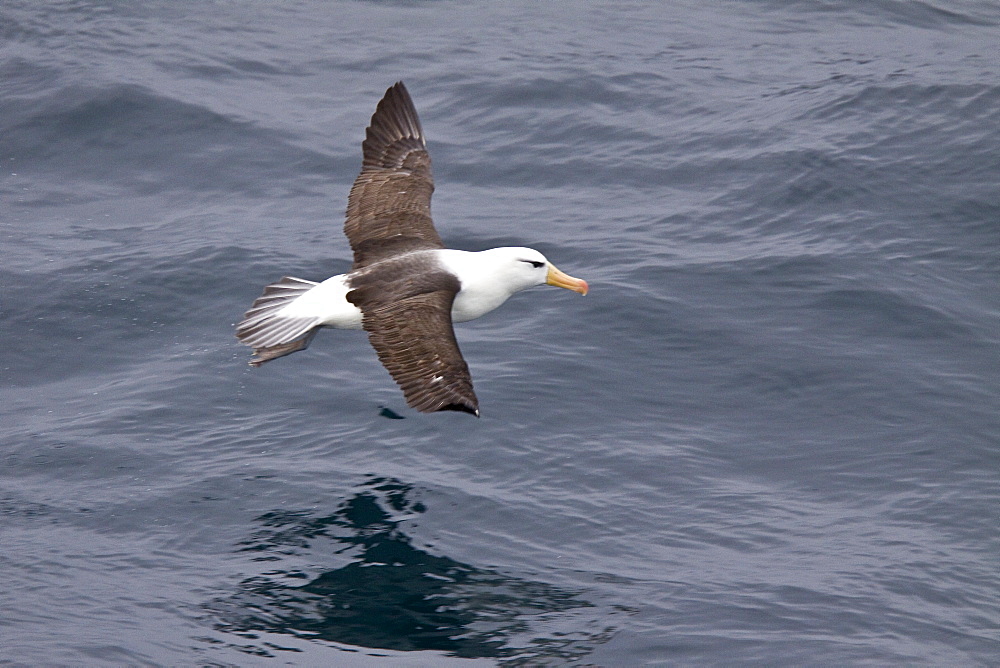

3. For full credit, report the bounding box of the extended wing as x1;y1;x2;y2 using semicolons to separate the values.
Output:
344;82;444;269
347;262;479;416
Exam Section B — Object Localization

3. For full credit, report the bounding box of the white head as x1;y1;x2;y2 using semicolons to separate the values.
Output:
482;247;588;296
439;247;587;323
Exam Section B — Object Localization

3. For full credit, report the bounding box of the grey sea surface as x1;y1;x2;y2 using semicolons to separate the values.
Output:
2;1;999;665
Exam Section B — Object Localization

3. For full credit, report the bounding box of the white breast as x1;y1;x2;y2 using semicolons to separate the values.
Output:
436;249;520;322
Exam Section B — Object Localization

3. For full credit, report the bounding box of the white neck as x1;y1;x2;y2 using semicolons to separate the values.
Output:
436;248;540;322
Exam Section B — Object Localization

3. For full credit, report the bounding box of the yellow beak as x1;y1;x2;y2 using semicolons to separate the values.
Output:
546;263;588;295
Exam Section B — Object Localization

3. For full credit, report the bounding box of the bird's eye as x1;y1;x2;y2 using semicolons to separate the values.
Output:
522;260;545;268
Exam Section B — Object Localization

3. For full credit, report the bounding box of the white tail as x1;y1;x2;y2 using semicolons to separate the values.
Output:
236;276;321;365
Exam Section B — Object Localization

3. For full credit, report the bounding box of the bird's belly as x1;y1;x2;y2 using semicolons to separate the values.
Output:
451;288;509;323
283;273;511;328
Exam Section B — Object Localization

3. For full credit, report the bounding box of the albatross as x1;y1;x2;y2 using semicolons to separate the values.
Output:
236;82;588;416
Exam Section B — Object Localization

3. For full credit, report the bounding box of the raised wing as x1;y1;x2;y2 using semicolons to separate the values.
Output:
345;82;444;269
347;263;479;416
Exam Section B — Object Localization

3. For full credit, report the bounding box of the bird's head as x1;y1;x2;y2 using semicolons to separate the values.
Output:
487;247;589;296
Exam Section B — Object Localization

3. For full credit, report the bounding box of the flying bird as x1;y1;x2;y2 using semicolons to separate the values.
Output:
236;82;587;416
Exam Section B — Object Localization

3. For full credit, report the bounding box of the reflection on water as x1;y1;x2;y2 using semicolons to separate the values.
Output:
206;478;618;663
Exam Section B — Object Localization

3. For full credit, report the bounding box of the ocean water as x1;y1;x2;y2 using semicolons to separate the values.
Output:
2;1;999;665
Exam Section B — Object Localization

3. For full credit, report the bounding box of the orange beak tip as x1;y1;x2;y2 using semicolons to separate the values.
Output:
546;264;588;295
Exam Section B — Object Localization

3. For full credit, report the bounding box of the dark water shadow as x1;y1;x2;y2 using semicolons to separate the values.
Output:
204;477;619;664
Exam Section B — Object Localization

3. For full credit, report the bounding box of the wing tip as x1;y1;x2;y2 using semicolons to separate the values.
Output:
362;81;426;168
433;401;480;417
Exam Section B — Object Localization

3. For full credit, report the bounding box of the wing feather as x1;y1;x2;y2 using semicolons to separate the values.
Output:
345;82;443;269
347;265;479;416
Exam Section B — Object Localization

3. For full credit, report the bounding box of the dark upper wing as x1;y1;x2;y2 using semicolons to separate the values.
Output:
345;82;444;269
347;263;479;416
